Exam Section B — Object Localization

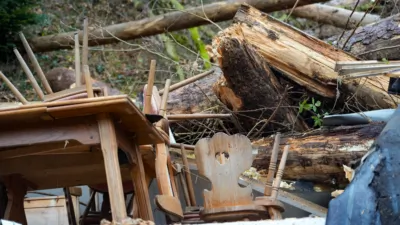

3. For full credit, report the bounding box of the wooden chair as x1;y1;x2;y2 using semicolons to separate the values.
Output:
141;61;184;222
194;132;268;222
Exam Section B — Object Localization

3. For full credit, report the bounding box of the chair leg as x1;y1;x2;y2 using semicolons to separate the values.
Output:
64;187;77;225
3;175;27;225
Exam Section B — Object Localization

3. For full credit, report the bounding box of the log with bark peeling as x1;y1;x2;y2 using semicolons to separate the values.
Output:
252;123;385;186
212;32;309;133
27;0;327;53
212;4;400;111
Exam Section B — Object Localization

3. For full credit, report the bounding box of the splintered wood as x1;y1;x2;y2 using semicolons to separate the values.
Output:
212;4;400;110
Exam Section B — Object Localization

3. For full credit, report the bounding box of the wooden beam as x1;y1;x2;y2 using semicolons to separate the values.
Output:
0;116;100;149
96;113;127;222
28;0;327;52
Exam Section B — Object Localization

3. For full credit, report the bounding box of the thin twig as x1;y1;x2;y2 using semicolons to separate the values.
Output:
247;86;288;138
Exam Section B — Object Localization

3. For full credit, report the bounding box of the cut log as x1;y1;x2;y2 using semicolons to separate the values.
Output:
28;0;328;52
289;4;380;29
252;123;385;186
212;4;400;111
212;33;308;133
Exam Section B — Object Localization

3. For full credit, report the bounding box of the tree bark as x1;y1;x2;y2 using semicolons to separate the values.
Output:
212;34;308;133
212;4;400;110
289;4;380;29
337;13;400;61
28;0;327;53
166;68;222;115
252;123;385;186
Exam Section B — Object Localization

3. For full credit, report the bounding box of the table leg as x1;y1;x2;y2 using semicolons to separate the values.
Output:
129;143;154;221
97;113;127;223
3;175;27;225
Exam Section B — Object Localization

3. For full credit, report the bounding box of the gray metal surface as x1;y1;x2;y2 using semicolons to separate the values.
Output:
322;109;395;126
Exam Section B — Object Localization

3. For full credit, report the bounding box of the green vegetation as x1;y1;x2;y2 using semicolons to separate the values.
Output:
0;0;40;61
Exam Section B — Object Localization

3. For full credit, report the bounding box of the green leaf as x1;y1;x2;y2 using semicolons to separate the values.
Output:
315;100;321;107
304;104;312;111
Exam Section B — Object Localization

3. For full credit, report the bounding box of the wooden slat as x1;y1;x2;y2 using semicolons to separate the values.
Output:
47;99;164;145
14;48;45;100
0;140;89;160
74;33;82;87
25;165;132;190
19;32;53;94
0;152;104;176
43;86;101;102
0;107;50;125
130;143;154;221
0;71;28;104
0;95;127;112
0;116;100;149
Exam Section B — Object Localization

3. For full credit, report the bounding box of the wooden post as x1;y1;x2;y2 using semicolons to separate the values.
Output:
97;113;127;223
268;145;290;220
144;60;156;114
74;33;82;87
0;71;28;105
130;142;154;221
82;18;89;73
181;144;196;206
3;175;28;225
159;70;214;94
264;133;281;196
83;65;94;98
19;32;53;94
13;48;45;101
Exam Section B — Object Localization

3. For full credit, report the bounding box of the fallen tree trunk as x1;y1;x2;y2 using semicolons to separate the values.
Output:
289;4;380;29
211;4;400;111
337;13;400;60
167;9;400;118
28;0;328;52
166;68;222;115
252;123;385;186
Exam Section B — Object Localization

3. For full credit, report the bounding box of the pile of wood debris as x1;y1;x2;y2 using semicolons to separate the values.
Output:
164;0;400;190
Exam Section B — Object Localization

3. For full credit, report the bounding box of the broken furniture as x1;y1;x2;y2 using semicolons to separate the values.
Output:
0;94;163;224
141;62;184;223
254;133;289;220
194;133;267;222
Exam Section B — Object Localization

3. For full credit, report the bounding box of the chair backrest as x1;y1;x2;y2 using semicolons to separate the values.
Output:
194;132;254;210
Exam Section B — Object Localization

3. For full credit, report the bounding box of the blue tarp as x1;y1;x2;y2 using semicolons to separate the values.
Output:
326;105;400;225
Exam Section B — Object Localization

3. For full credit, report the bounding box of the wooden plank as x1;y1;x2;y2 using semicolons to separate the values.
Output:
24;195;80;225
0;152;104;176
0;116;100;149
96;113;127;222
0;141;89;160
46;99;164;145
0;107;49;125
43;86;101;102
25;166;132;190
130;143;154;221
180;144;196;206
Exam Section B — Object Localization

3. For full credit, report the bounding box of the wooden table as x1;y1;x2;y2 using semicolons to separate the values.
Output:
0;95;163;224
